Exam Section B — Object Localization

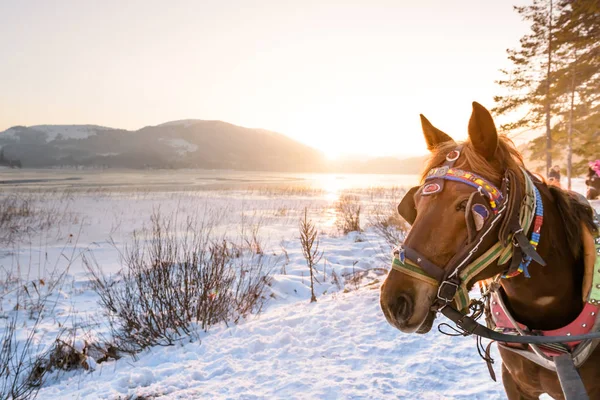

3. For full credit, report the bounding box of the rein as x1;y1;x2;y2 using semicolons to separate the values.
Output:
439;306;600;345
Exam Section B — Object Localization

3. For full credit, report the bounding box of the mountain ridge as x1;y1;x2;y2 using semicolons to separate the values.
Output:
0;120;425;174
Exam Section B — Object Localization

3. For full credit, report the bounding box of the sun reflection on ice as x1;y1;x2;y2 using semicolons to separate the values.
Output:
319;175;343;228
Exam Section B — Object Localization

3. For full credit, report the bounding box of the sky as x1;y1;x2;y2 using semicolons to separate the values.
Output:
0;0;531;159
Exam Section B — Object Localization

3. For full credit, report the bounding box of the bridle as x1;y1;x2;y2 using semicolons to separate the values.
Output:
393;145;600;348
395;145;544;312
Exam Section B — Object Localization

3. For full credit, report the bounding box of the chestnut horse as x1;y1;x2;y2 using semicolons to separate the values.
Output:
380;102;600;399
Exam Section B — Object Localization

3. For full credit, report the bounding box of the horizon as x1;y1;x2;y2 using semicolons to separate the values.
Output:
1;1;531;159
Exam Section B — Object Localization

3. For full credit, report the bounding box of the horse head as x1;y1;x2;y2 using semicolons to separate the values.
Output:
380;102;526;334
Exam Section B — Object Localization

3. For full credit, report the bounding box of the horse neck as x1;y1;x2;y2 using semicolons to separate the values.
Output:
499;187;584;331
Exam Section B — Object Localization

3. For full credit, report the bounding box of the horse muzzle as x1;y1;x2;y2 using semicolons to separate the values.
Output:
380;278;436;334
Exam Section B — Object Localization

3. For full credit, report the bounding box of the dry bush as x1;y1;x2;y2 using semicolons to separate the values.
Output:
1;313;45;400
0;195;34;245
0;238;84;398
0;294;80;399
335;194;362;234
1;234;79;321
368;199;409;249
240;213;264;255
85;209;274;353
342;266;388;293
28;336;95;387
0;191;75;245
299;208;323;303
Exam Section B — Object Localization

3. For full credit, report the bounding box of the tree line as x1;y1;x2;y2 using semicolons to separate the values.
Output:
493;0;599;189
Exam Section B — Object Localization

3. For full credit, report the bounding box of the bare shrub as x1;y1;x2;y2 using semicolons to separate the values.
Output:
299;208;323;303
0;195;34;245
240;213;264;255
0;295;83;399
335;194;362;234
0;236;85;398
85;209;274;353
331;270;342;291
1;233;80;321
368;199;409;249
28;335;95;386
0;312;45;400
0;191;75;245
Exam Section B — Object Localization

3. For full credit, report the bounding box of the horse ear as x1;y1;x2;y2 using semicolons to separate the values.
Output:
420;115;455;151
468;102;498;159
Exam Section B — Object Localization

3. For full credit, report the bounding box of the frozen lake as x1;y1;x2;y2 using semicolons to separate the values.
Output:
0;168;421;192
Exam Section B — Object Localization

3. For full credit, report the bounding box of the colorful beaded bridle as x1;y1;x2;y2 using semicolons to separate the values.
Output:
395;145;546;311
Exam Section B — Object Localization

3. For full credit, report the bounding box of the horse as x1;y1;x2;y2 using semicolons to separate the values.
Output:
379;102;600;399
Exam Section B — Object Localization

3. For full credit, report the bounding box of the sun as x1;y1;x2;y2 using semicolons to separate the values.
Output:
325;149;340;161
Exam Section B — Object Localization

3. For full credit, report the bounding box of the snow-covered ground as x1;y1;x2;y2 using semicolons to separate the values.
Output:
38;287;504;400
0;173;594;399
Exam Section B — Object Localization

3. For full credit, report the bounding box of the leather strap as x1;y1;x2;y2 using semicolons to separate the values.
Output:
498;169;521;247
554;354;590;400
403;247;445;282
497;169;546;273
441;305;600;344
484;341;497;382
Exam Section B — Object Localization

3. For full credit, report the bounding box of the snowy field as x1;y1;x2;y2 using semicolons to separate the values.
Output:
0;170;595;400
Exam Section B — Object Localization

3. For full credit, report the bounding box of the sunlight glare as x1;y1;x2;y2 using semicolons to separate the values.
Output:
325;149;340;161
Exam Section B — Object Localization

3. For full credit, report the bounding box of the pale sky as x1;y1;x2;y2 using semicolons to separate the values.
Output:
0;0;529;158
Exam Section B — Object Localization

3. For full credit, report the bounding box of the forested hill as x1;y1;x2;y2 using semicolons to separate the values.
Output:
0;121;425;174
0;121;326;171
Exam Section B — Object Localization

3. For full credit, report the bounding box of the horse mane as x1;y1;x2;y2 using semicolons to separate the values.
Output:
547;186;598;259
420;135;525;189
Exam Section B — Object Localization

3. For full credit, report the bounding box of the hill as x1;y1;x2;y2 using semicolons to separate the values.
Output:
0;121;427;174
0;121;326;172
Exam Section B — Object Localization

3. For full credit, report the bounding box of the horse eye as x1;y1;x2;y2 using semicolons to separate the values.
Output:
456;200;468;212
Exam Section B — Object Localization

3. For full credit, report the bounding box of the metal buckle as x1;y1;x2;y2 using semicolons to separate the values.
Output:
437;280;459;303
426;166;449;178
393;246;406;263
511;228;524;247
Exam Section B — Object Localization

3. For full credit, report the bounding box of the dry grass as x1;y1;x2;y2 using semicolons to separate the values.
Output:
299;208;323;302
0;191;76;246
368;200;409;249
243;185;325;197
335;194;362;234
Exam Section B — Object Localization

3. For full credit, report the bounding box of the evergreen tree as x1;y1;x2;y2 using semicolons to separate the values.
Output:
495;0;599;182
493;0;561;175
547;0;600;184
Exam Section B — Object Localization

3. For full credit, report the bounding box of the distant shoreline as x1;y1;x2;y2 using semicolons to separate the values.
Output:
0;169;423;193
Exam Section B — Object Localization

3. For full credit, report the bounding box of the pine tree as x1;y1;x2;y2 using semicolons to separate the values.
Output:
548;0;600;184
493;0;561;174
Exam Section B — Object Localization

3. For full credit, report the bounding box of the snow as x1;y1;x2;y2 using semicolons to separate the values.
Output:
0;172;594;400
158;120;203;128
159;138;199;155
37;287;506;400
0;125;112;142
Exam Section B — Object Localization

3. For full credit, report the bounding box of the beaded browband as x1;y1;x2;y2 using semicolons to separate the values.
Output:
425;167;504;214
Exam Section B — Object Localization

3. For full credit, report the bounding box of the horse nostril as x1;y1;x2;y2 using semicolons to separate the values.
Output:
395;294;414;323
